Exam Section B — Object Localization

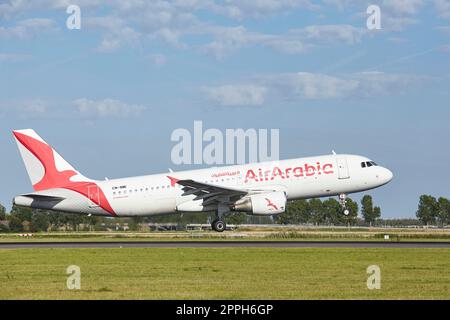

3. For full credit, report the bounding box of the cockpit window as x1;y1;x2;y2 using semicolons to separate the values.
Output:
362;161;379;168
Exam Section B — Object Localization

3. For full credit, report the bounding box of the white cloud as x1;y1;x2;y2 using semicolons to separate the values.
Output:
435;0;450;19
325;0;424;31
201;24;365;59
267;72;359;99
207;0;319;20
0;18;57;38
84;16;141;52
274;71;422;99
203;84;267;106
292;24;366;44
0;0;434;58
0;99;50;118
1;98;147;118
16;99;48;114
382;0;424;15
73;98;146;117
383;16;420;31
0;0;104;18
203;71;423;106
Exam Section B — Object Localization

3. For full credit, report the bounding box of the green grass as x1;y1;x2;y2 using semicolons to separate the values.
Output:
1;248;450;299
2;229;450;243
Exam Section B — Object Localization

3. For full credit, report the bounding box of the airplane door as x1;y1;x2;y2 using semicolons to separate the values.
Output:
336;157;350;179
87;185;101;207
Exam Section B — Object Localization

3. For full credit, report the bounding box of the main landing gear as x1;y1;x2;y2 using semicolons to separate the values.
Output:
211;204;228;232
339;193;350;216
211;219;226;232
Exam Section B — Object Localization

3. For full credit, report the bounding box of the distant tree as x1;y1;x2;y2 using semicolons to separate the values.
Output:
0;204;6;221
322;198;342;225
437;197;450;227
309;199;325;225
8;215;23;232
373;206;381;223
10;205;33;223
30;211;50;232
6;205;34;232
361;195;374;225
66;214;84;231
84;215;100;231
361;195;381;226
416;195;438;226
276;200;310;224
0;223;9;233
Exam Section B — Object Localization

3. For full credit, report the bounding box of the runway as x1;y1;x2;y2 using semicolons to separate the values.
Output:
1;241;450;249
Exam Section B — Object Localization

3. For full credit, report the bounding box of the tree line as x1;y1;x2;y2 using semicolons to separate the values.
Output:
274;195;381;226
0;194;449;232
416;195;450;226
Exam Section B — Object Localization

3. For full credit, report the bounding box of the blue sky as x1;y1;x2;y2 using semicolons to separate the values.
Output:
1;0;450;218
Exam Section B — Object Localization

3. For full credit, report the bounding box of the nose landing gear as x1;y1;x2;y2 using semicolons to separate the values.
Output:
339;193;350;216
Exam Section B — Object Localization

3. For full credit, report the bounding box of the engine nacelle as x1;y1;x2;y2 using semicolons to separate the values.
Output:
231;191;286;215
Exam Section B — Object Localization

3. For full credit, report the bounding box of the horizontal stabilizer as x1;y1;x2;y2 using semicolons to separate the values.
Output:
20;194;66;201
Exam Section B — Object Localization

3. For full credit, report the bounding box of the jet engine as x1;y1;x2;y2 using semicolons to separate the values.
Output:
231;191;286;215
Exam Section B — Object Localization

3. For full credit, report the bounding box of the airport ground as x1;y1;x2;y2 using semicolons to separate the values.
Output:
1;247;450;299
1;225;450;242
1;227;449;299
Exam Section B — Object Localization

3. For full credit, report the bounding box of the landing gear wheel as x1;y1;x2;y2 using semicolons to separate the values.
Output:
339;193;349;216
211;219;226;232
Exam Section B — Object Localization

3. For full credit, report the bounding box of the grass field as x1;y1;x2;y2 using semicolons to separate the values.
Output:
1;247;450;299
2;226;450;243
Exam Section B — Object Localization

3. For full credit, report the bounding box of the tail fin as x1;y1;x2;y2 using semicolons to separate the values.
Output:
13;129;91;191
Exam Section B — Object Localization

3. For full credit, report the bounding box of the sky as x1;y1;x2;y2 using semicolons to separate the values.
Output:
1;0;450;218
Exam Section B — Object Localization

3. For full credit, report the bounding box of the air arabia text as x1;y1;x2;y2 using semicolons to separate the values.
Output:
245;162;334;183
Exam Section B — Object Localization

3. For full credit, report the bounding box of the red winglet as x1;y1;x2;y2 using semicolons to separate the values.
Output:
167;176;180;187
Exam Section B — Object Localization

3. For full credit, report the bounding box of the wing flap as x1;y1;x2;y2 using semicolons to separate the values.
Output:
169;176;248;207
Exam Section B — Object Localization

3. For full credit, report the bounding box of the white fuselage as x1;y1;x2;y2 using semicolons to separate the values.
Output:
15;153;392;217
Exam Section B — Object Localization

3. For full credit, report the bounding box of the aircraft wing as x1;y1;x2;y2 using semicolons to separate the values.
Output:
168;176;248;206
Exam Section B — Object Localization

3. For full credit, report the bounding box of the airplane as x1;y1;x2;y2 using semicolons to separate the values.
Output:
12;129;393;232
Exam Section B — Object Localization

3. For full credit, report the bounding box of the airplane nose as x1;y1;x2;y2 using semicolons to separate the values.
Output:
381;168;393;184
